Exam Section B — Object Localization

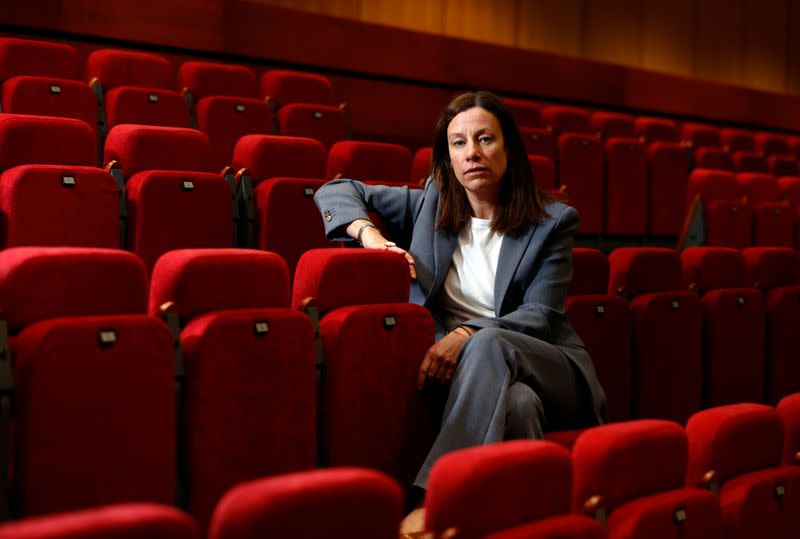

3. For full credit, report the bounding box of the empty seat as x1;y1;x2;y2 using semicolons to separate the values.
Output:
0;113;96;168
520;127;555;159
742;247;800;402
695;147;732;171
528;154;556;191
178;61;258;102
573;420;722;539
541;105;591;135
87;49;189;130
635;117;679;144
0;247;175;516
276;103;347;150
292;249;437;486
755;133;789;158
647;141;691;236
686;169;752;248
0;503;198;539
737;172;793;246
721;128;755;153
410;146;432;184
609;248;702;423
558;133;603;234
686;404;800;539
777;176;800;246
260;70;337;107
568;248;632;422
425;441;606;539
326;141;412;184
502;97;541;128
1;77;97;132
768;154;797;177
150;249;316;529
605;137;647;235
209;468;402;539
681;123;721;149
777;392;800;465
591;111;635;140
732;151;768;173
0;38;81;81
681;247;765;406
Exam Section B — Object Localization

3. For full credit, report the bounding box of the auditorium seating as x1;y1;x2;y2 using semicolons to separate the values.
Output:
520;127;556;159
149;249;316;529
686;404;800;539
326;140;413;184
777;393;800;465
558;133;604;234
208;468;403;539
591;111;635;140
720;128;755;153
528;154;556;191
411;146;432;185
541;105;591;135
0;247;175;516
736;172;794;246
681;247;765;406
755;132;789;158
424;440;606;539
502;97;541;128
604;136;647;235
686;169;752;248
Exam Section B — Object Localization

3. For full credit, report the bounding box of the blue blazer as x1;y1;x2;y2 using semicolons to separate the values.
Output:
315;178;607;425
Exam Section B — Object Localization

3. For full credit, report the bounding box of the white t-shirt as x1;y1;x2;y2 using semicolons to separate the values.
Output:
441;217;503;331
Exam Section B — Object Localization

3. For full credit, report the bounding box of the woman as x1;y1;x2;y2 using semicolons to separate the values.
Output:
315;91;606;533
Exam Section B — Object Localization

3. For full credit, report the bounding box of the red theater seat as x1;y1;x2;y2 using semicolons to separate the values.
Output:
541;105;591;135
605;137;647;235
0;248;174;516
686;404;800;539
558;133;603;234
0;503;199;539
520;127;555;159
732;150;768;173
686;169;752;248
1;77;98;132
755;132;789;158
681;123;721;149
695;147;732;171
411;146;432;185
721;128;755;153
276;103;347;150
609;248;702;423
635;117;679;144
260;69;337;107
528;154;556;191
591;111;635;140
736;172;793;246
326;140;412;184
768;154;798;177
150;249;315;530
0;38;81;81
425;441;606;539
647;141;691;236
573;420;722;539
502;97;541;128
209;468;402;539
777;393;800;466
681;247;765;406
178;61;258;101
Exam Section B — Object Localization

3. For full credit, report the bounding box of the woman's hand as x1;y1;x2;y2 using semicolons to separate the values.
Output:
416;326;475;389
347;219;416;279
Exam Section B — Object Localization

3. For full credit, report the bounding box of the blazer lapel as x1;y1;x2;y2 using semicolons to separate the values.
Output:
428;226;457;304
494;225;536;315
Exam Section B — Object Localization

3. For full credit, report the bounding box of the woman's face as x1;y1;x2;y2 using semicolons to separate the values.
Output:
447;106;508;200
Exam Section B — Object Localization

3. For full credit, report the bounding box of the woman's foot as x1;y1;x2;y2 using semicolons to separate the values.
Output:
399;507;426;537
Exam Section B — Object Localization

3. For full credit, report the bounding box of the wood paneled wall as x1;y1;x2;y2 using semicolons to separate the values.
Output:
254;0;799;95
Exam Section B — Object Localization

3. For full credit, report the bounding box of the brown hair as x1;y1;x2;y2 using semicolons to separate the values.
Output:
432;91;550;237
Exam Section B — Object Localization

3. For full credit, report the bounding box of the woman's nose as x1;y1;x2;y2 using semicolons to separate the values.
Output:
466;140;481;159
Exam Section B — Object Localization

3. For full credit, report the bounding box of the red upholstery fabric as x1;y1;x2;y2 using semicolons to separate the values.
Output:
630;291;702;422
502;97;541;128
149;249;290;322
687;169;751;248
104;87;191;130
425;441;572;539
755;132;789;158
768;154;797;177
558;133;603;234
104;125;212;177
605;487;722;539
686;169;739;207
0;165;119;249
0;114;97;169
483;514;607;539
686;404;783;486
528;155;555;190
0;38;81;81
181;308;316;529
738;172;781;203
325;140;412;183
737;173;793;245
572;420;688;512
13;315;174;515
567;295;632;421
681;123;721;149
411;147;432;184
252;177;330;275
541;105;591;135
732;150;768;173
277;103;348;150
681;247;746;293
647;142;690;235
233;134;326;186
721;128;755;153
778;176;800;206
0;503;199;539
292;249;411;312
125;170;232;272
319;303;435;485
86;49;174;91
543;428;585;450
608;247;682;297
777;393;800;465
195;96;273;171
0;247;147;332
177;61;257;99
695;147;732;171
520;127;555;159
570;248;609;295
1;76;98;132
260;70;337;106
764;285;800;402
591;111;635;139
605;137;647;234
208;468;403;539
635;117;679;144
742;247;797;290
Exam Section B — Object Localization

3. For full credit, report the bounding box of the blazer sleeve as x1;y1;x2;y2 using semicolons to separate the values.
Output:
314;178;427;242
460;205;579;341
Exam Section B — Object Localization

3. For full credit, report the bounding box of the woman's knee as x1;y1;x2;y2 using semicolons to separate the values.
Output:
505;382;545;439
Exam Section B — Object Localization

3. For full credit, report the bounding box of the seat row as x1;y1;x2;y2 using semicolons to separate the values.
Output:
3;395;800;538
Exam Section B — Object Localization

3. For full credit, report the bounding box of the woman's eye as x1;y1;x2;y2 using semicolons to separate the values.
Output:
479;136;492;144
452;140;464;148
